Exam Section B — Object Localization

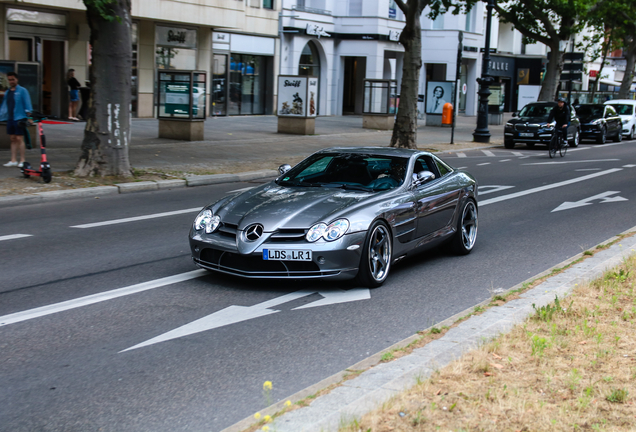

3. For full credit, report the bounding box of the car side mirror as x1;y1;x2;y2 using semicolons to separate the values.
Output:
412;170;436;188
512;112;518;117
278;164;292;175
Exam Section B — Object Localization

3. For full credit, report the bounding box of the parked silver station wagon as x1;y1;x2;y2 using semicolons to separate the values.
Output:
189;147;478;287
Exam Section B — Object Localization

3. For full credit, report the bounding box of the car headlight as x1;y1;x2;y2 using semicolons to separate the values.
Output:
194;209;221;234
306;219;350;242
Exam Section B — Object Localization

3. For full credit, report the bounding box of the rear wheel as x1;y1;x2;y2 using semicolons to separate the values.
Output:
356;221;392;288
21;161;31;178
449;200;478;255
42;168;52;183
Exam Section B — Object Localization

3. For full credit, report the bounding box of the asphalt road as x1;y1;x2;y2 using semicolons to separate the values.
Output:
1;140;636;431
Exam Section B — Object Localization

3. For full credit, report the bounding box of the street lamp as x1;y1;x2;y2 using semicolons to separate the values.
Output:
473;0;495;143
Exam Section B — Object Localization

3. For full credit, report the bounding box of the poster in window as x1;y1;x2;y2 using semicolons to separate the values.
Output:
307;77;318;117
425;81;455;115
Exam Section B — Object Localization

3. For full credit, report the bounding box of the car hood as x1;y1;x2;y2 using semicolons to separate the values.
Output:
579;115;601;124
508;117;551;125
215;183;380;232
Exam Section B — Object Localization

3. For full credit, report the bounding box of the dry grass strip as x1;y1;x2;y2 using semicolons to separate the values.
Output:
343;255;636;431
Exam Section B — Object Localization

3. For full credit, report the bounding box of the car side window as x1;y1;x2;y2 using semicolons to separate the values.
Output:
414;157;433;175
434;157;452;177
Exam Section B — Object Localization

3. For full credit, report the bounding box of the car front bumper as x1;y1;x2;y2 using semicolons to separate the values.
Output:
189;231;367;280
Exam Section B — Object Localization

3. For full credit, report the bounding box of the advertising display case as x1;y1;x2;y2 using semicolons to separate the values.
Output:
362;79;397;130
158;70;206;141
277;75;317;135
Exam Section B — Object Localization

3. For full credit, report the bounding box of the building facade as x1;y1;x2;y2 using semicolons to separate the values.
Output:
0;0;280;119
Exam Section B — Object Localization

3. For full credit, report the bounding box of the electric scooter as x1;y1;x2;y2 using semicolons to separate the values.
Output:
20;112;52;183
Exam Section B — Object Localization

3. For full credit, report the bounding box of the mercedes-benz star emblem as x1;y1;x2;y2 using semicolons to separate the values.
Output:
244;224;264;241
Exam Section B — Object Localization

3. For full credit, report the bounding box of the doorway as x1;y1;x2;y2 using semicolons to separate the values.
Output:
41;40;65;118
342;57;366;115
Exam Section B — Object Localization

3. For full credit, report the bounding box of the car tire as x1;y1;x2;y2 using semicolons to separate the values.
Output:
569;129;580;148
504;139;515;149
629;127;635;140
356;220;392;288
449;199;478;255
526;143;535;149
597;127;607;144
42;168;52;183
614;129;623;142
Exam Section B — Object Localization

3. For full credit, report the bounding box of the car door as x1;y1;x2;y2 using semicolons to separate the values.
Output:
605;106;621;136
412;156;461;238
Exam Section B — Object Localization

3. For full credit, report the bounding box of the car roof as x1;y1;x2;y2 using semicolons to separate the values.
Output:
575;104;605;107
604;100;636;104
315;147;431;158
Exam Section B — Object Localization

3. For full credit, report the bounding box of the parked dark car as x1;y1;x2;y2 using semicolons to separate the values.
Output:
575;104;622;144
504;102;580;149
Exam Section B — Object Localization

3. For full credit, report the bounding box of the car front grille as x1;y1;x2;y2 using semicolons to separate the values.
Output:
514;124;540;132
195;248;338;278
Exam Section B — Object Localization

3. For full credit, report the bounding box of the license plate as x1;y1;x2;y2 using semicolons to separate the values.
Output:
519;132;534;137
263;249;312;261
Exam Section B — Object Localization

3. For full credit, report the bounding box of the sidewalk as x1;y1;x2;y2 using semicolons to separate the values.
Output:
0;114;507;185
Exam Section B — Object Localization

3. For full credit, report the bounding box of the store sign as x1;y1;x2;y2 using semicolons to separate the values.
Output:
278;75;318;117
306;24;331;38
389;30;401;42
213;32;230;45
156;26;197;49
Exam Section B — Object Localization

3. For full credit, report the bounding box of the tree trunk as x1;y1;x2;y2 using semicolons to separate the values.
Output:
618;39;636;99
75;0;133;177
390;3;423;149
538;44;563;101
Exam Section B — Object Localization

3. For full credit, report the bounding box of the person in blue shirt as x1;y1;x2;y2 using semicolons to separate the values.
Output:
1;72;33;167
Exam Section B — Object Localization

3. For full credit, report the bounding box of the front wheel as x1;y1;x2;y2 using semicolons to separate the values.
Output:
356;221;392;288
597;127;607;144
42;168;52;183
614;129;623;142
549;135;558;158
629;127;635;140
559;139;567;157
449;200;478;255
569;129;580;148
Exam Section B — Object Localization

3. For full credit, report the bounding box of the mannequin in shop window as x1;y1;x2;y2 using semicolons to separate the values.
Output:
67;69;81;121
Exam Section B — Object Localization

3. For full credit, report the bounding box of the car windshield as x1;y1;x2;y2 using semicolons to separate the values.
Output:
277;152;409;191
609;104;634;115
519;104;552;119
575;105;603;117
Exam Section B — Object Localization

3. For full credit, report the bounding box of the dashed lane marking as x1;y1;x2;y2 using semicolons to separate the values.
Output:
70;207;203;228
457;152;467;158
0;234;32;242
499;159;511;162
482;150;496;157
512;152;524;156
477;163;491;166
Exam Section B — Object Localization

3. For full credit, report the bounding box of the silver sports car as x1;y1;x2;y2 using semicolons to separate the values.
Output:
189;147;478;287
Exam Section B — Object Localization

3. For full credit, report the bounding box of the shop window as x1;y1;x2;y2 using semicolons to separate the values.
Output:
155;26;197;70
228;54;267;115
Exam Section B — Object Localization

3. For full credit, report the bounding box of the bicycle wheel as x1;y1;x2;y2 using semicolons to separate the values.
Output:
559;138;567;157
549;135;557;158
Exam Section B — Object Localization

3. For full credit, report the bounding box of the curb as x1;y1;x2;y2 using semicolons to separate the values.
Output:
224;226;636;432
0;170;279;208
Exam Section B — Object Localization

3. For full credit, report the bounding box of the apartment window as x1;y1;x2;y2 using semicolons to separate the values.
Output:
465;7;474;32
349;0;362;16
432;12;445;30
263;0;274;9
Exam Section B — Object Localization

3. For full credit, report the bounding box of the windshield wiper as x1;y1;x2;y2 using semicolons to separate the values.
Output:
328;183;373;192
277;180;323;187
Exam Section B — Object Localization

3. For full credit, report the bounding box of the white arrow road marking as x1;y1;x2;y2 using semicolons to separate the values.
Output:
523;159;620;166
480;168;623;207
479;185;514;195
0;234;32;242
121;288;370;352
0;270;207;327
293;289;371;309
70;207;202;228
552;191;628;212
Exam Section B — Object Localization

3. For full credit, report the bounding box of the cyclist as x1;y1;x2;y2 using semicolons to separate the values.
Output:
548;97;570;149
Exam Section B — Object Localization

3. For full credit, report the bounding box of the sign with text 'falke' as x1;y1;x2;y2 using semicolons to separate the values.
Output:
277;75;318;118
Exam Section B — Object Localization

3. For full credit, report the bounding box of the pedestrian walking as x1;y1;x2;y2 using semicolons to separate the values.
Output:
67;69;81;121
0;72;33;168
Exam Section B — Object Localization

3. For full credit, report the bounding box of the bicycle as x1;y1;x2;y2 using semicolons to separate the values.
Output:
549;128;568;158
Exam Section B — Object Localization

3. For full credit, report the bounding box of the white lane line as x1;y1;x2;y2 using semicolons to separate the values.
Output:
567;147;590;152
70;207;202;228
482;150;496;157
594;141;629;147
623;164;636;168
227;186;255;193
499;159;511;162
512;152;524;157
576;168;602;171
522;159;620;166
480;168;622;207
457;152;467;158
0;270;207;327
0;234;33;242
456;166;467;170
477;163;491;166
